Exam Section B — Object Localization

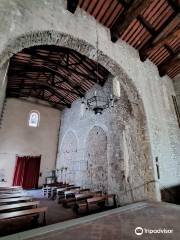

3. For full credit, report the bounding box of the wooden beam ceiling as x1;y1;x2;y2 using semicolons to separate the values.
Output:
139;11;180;61
159;53;180;76
78;0;180;79
110;0;154;42
7;45;109;110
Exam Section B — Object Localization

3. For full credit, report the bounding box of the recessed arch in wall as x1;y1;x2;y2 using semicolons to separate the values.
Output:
57;130;78;184
85;126;108;192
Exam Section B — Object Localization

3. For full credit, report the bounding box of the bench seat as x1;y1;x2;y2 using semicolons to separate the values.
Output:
0;201;39;213
0;207;47;225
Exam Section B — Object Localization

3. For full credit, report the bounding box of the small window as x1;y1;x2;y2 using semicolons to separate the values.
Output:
28;111;40;127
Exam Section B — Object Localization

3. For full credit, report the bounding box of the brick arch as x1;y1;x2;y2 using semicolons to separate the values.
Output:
85;126;108;192
0;30;140;105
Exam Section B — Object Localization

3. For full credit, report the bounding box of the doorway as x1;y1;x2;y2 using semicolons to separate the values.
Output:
13;155;41;189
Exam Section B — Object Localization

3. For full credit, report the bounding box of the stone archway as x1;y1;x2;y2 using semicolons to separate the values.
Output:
0;0;158;201
85;126;108;192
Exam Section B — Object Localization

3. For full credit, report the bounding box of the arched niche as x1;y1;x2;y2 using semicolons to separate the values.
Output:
85;126;108;193
58;131;78;184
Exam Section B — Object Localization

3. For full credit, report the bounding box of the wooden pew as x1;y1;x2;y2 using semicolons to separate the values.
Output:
87;194;117;210
75;193;94;201
79;188;90;193
0;187;22;193
0;193;27;199
0;207;47;225
63;191;95;209
56;186;80;203
74;194;117;215
42;184;75;199
72;193;94;214
0;197;32;205
0;186;22;191
0;190;23;194
0;201;39;213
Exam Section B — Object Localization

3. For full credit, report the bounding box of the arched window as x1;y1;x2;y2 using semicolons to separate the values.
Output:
28;111;40;127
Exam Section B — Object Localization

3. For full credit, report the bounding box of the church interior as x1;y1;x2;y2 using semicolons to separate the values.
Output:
0;0;180;239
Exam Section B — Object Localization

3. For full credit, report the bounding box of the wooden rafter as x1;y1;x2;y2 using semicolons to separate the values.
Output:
158;54;180;77
9;65;86;97
110;0;154;42
7;45;109;109
22;48;101;84
140;12;179;61
11;81;71;108
78;0;180;79
7;90;66;109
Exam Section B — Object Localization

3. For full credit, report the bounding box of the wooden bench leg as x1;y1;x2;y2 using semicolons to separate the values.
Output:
113;195;117;208
43;212;46;226
31;214;39;227
86;202;89;214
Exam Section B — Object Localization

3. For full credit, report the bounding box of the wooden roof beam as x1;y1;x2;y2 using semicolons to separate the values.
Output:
158;54;180;77
22;48;98;83
140;12;180;61
67;0;79;13
34;84;71;108
145;28;180;55
8;73;72;107
9;78;82;98
117;0;131;8
167;0;180;12
110;0;154;42
9;65;85;97
7;91;66;109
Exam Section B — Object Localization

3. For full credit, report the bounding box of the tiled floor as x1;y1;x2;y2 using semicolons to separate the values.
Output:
1;201;180;240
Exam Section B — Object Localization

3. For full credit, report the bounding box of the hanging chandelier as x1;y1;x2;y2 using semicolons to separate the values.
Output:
82;26;114;115
82;88;114;115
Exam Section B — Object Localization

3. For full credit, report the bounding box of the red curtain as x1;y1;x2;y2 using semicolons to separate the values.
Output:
13;155;41;189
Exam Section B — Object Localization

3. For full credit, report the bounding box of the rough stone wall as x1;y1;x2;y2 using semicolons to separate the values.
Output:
57;78;155;205
156;76;180;189
85;126;108;192
0;0;179;198
58;131;78;184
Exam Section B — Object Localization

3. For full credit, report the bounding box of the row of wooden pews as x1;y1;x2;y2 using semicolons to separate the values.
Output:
0;186;47;234
42;183;117;215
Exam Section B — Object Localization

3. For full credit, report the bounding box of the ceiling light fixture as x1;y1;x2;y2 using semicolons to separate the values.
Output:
82;25;114;115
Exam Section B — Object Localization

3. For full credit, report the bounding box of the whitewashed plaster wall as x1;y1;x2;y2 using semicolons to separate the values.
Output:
0;98;60;187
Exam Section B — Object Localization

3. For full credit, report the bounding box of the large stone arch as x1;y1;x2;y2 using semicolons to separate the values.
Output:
0;0;158;201
0;30;139;105
0;31;156;200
